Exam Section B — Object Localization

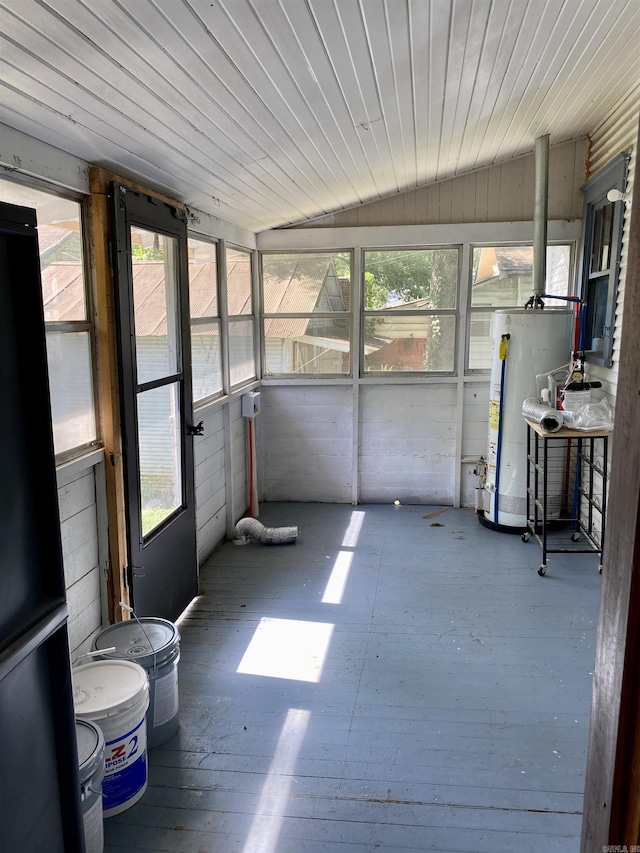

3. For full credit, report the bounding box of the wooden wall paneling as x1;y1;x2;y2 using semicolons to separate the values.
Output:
474;168;489;223
359;384;457;505
580;114;640;851
450;174;466;223
194;407;227;561
261;386;353;503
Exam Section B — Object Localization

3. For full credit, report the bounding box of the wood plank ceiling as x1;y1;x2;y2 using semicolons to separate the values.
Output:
1;0;639;233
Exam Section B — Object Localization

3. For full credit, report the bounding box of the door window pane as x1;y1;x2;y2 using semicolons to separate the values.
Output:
131;227;180;385
137;383;182;537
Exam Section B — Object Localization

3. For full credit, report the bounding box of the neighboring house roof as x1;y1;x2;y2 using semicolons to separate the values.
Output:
41;262;85;322
40;252;348;341
474;246;533;285
263;255;345;338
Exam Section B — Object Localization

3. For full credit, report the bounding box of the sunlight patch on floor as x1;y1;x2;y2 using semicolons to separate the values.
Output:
322;550;353;604
341;510;365;547
237;618;334;682
242;708;310;853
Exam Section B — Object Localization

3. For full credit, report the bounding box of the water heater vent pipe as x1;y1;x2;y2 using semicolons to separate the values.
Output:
532;133;550;304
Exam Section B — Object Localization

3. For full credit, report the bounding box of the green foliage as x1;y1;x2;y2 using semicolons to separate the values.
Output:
132;242;164;260
332;253;351;279
364;250;437;309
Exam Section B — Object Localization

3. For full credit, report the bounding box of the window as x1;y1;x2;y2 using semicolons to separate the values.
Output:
578;152;629;367
468;243;572;370
261;252;352;376
0;175;97;458
188;237;222;403
226;246;256;386
362;248;459;373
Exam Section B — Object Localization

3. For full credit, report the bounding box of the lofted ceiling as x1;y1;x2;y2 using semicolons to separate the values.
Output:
1;0;639;233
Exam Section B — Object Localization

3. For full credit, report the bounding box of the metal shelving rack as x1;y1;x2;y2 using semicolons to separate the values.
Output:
523;417;611;576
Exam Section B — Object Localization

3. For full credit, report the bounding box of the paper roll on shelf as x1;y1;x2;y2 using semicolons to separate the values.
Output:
521;398;563;432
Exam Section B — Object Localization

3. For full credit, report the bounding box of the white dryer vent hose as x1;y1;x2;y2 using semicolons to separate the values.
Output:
234;517;298;545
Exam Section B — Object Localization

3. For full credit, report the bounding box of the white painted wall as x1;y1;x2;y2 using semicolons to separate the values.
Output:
194;405;227;562
258;385;353;503
56;452;108;660
258;220;581;508
359;384;456;504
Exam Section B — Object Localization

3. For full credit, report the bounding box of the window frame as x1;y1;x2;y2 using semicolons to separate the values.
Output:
361;245;461;377
0;171;100;462
259;249;353;379
465;240;576;374
187;232;224;407
577;151;629;368
225;243;258;389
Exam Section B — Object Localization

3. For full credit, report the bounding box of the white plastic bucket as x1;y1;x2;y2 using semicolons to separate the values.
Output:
73;660;150;818
92;618;181;748
76;718;105;853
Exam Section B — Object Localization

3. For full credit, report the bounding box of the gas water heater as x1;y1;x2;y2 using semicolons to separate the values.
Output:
480;309;573;531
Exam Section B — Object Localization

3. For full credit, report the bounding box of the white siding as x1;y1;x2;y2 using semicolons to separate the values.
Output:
585;87;640;415
359;384;457;504
461;382;491;507
260;385;353;503
56;460;104;660
194;405;227;562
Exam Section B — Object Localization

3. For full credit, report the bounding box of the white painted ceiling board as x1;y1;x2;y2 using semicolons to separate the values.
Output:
0;0;638;232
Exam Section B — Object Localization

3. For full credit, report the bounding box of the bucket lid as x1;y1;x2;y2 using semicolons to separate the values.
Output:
76;718;104;775
73;660;149;719
92;618;180;669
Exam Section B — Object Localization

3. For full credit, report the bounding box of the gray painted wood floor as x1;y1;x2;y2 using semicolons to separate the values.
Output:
104;503;601;852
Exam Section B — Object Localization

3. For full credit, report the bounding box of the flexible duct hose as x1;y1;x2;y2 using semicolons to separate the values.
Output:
234;516;298;545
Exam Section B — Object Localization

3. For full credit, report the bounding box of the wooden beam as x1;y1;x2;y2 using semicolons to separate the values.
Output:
87;166;187;622
581;116;640;850
86;172;128;623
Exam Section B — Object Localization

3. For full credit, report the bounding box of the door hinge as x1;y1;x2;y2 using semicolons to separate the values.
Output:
124;565;144;588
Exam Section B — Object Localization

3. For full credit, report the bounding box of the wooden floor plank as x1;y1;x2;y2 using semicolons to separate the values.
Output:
104;504;600;853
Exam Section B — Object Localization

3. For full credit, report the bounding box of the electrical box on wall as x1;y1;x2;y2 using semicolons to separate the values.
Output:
242;391;261;418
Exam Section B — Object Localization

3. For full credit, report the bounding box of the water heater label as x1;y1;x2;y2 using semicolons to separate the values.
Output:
489;400;500;430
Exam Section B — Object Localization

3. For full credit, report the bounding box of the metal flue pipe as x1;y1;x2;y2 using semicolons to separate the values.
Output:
532;133;550;303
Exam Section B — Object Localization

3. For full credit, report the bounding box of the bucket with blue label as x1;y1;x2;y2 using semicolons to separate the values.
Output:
73;659;150;817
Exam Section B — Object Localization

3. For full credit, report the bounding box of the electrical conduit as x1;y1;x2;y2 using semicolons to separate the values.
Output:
494;333;510;525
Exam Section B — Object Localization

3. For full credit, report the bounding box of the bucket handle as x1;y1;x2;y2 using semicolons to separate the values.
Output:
120;602;159;675
73;647;117;667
